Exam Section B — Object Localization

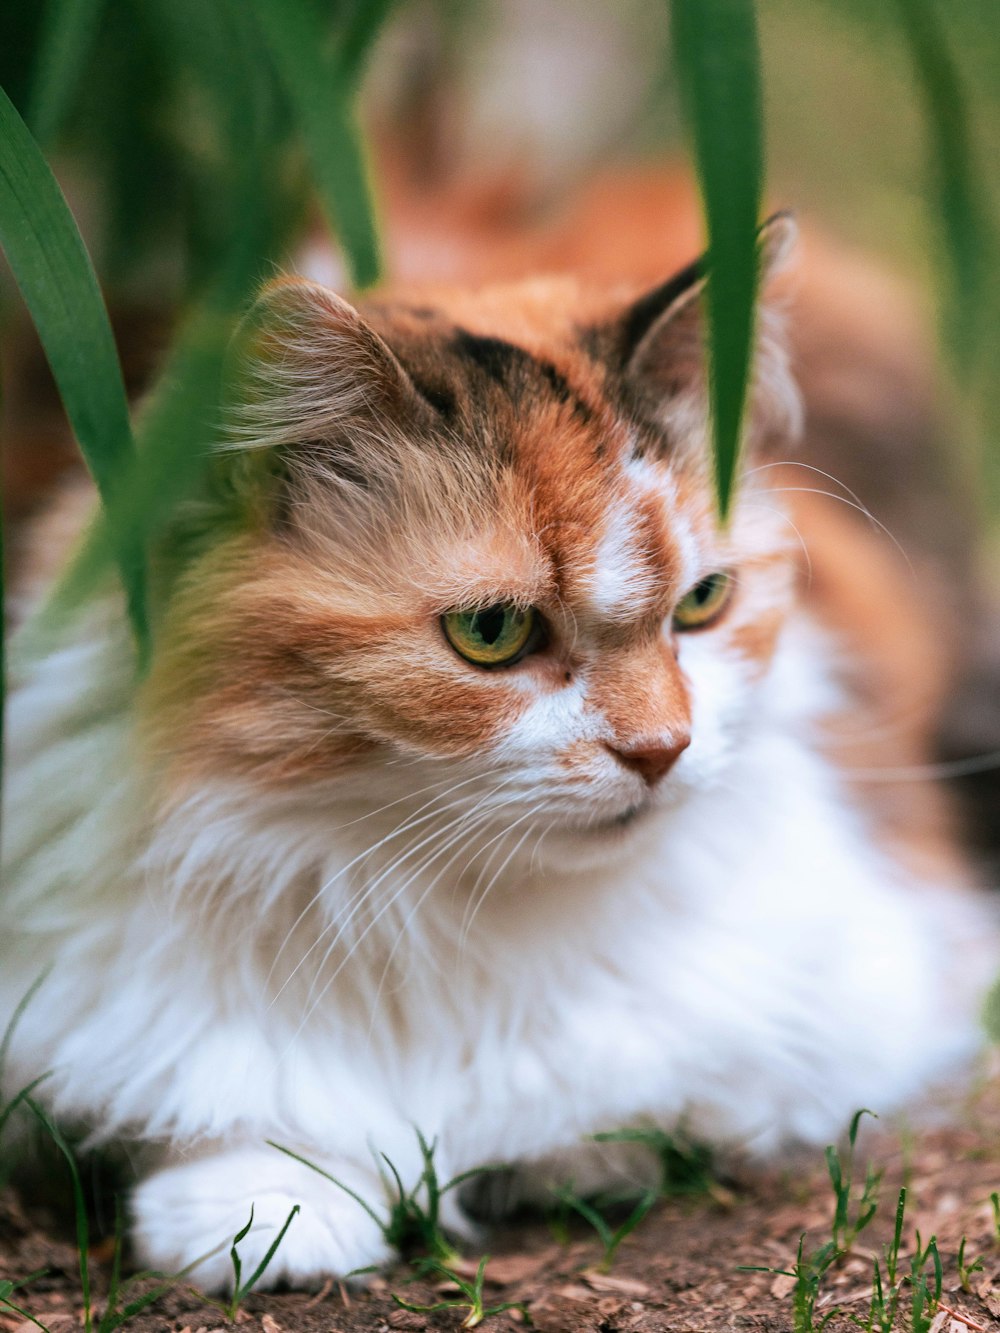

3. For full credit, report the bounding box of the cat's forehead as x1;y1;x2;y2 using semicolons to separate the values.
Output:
361;284;611;438
354;285;720;617
358;282;689;487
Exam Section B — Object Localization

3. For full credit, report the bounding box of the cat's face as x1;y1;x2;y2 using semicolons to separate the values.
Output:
144;231;801;867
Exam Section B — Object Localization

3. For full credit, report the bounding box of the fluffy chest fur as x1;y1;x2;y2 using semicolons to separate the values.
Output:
1;234;994;1291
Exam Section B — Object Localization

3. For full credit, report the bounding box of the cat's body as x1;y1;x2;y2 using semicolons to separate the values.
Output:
1;217;994;1288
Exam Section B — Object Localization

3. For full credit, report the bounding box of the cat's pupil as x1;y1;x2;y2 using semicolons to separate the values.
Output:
475;606;507;644
694;578;716;604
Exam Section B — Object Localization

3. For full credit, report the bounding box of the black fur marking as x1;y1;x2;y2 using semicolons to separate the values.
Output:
411;376;458;421
627;416;676;462
538;360;572;402
619;256;704;366
537;361;592;422
452;330;526;385
452;329;592;421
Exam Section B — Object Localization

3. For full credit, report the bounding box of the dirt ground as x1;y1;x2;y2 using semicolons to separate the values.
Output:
3;1072;1000;1333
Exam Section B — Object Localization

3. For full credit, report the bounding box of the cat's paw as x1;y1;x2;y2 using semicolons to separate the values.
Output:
132;1145;391;1292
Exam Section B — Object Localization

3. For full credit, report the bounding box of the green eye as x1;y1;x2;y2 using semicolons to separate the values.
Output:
442;603;538;667
672;571;733;631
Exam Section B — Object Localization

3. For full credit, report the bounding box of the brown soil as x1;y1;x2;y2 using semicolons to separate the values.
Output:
3;1077;1000;1333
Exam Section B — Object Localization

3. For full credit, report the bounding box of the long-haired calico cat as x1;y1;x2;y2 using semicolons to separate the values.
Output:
1;212;994;1289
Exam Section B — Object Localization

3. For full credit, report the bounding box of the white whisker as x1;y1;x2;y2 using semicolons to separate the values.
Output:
765;486;915;577
265;768;517;993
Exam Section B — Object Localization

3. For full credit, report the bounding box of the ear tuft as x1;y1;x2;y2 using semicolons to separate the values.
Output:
224;276;432;458
757;210;798;280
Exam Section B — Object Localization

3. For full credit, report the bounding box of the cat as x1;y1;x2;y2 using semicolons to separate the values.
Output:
1;213;994;1291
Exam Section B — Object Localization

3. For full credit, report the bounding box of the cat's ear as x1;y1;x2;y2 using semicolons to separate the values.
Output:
224;277;436;466
619;212;798;444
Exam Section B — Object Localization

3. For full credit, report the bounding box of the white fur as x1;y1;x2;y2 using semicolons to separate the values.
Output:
1;566;995;1291
589;500;658;618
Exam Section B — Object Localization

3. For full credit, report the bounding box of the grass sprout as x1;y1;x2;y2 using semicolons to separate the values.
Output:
741;1114;946;1333
907;1230;943;1333
216;1203;301;1320
864;1199;938;1333
0;1271;50;1332
826;1108;881;1254
957;1234;984;1293
0;972;53;1185
392;1255;525;1329
592;1125;718;1199
552;1184;657;1273
25;1097;94;1331
15;1097;243;1331
268;1135;528;1323
886;1186;907;1288
0;1074;52;1154
81;1197;180;1333
742;1233;840;1333
0;972;50;1090
269;1129;500;1265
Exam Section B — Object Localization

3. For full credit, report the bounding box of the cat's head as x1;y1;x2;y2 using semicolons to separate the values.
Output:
143;218;802;870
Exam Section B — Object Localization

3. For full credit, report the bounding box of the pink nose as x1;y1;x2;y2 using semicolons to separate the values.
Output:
608;734;691;786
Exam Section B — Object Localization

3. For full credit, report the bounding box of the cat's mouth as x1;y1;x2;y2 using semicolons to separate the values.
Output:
582;802;649;834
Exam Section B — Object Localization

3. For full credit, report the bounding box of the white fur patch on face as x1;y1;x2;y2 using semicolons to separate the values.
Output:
588;497;656;620
623;457;703;597
659;481;701;596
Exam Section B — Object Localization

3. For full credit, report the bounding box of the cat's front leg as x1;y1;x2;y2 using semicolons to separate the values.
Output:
132;1143;393;1292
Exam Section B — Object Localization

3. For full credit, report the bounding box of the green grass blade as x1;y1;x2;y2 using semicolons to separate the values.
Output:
0;1295;52;1332
848;1109;875;1147
0;489;4;861
379;1150;409;1209
416;1130;441;1223
893;0;989;372
983;974;1000;1042
4;1271;48;1292
392;1293;462;1317
26;0;105;147
553;1188;612;1249
605;1192;657;1269
105;1285;174;1329
95;1198;124;1333
249;0;382;289
440;1162;507;1195
0;971;52;1088
268;1141;388;1237
669;0;764;520
235;1204;299;1303
25;1098;91;1333
887;1187;906;1284
146;0;289;226
41;299;233;640
0;1073;53;1144
411;1257;477;1302
338;0;398;84
33;0;295;652
0;84;145;651
928;1236;942;1303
